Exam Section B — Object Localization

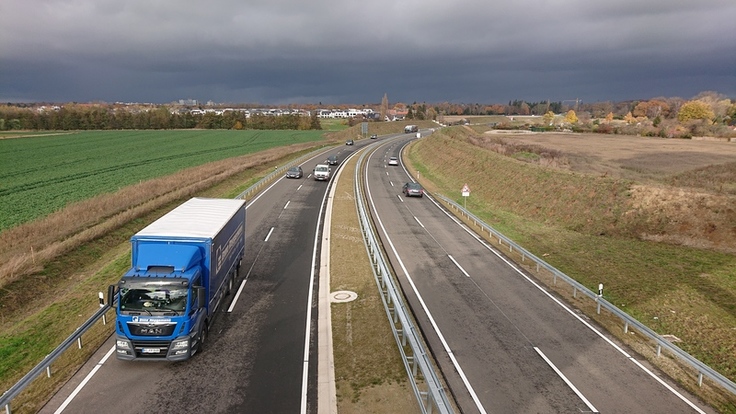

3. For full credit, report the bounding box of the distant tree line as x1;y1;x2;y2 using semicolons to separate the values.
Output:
0;104;321;131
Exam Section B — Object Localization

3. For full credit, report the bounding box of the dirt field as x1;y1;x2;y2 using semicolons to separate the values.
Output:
470;130;736;252
484;130;736;181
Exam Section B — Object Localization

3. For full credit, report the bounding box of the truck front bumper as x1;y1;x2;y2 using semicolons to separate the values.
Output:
115;335;193;361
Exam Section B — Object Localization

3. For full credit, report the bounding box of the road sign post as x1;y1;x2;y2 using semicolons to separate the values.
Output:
461;183;470;209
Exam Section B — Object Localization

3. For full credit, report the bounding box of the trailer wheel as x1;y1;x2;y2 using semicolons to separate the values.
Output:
226;274;234;295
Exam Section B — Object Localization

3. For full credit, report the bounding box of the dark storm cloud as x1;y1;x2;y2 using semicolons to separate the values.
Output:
1;0;735;104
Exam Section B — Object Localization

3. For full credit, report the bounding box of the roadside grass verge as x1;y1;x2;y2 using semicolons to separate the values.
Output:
329;153;418;412
405;129;736;413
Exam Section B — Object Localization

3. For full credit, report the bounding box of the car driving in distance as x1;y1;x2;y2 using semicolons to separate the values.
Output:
285;166;303;179
388;156;399;166
327;154;339;165
346;139;354;145
402;182;424;197
370;134;377;139
313;164;331;181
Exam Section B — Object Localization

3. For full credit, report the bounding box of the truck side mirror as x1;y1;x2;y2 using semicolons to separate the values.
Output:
107;284;116;306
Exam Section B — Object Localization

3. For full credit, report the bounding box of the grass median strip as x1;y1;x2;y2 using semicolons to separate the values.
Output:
329;153;419;412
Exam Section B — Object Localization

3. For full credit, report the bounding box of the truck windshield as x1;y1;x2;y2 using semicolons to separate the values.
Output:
119;282;189;315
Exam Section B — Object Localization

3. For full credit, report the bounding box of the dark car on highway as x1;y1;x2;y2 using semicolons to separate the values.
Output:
402;182;424;197
346;139;354;145
285;166;303;179
327;154;339;165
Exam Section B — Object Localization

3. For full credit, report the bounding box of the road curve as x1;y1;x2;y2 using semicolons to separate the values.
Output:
363;133;715;414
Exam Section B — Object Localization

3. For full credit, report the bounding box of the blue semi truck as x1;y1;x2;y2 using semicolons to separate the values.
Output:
109;197;246;361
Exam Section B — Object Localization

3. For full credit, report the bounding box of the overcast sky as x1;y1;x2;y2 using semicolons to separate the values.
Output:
1;0;735;105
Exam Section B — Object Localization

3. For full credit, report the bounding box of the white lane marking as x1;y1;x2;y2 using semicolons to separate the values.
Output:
364;152;488;414
390;181;394;187
54;346;116;414
227;279;248;313
297;184;303;191
414;216;425;228
448;255;470;277
534;347;599;413
397;194;404;202
264;227;275;242
423;194;708;413
284;200;291;209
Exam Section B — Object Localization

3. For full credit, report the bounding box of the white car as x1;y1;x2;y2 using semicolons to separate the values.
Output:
388;157;399;166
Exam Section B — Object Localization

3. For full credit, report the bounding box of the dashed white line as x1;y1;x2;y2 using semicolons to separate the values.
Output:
284;201;291;209
535;347;599;413
227;279;248;313
448;255;470;277
414;216;425;228
264;227;275;242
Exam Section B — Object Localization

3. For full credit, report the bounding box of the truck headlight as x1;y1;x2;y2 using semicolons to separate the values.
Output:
116;339;132;349
172;339;189;349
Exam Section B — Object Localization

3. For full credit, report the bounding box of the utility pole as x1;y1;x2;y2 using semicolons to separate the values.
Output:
562;98;580;112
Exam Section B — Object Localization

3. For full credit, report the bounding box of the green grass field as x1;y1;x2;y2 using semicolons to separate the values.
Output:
0;130;327;230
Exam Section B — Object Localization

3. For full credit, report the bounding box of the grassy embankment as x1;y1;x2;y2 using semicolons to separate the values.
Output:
404;127;736;413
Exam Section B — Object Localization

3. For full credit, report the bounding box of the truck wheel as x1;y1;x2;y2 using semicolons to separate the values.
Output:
196;323;208;355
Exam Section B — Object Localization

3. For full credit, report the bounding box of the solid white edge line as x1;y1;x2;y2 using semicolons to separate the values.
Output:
264;226;275;242
534;347;599;413
423;194;708;413
448;255;470;278
365;148;488;414
227;279;248;313
302;157;342;413
54;345;116;414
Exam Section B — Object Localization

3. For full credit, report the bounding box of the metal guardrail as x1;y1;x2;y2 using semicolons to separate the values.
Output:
1;145;335;414
354;148;454;414
0;302;116;413
435;193;736;397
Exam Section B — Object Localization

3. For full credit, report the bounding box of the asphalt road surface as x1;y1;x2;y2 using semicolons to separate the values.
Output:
363;134;715;414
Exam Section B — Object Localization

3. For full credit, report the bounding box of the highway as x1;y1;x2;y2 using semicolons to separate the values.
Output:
363;134;715;413
38;142;363;414
36;131;717;414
